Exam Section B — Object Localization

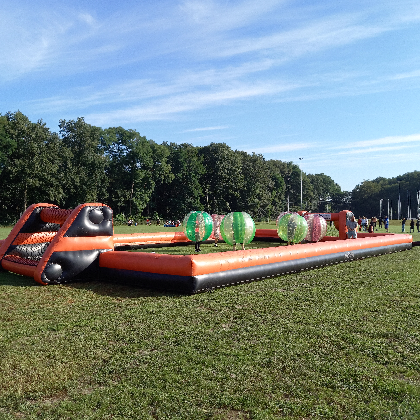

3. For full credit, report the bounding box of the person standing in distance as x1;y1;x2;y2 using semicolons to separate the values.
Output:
384;216;389;232
346;215;358;239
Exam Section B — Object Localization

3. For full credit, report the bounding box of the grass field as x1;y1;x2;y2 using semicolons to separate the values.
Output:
0;221;419;419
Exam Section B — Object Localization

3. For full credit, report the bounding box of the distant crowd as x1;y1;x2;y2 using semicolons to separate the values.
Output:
400;217;420;233
357;216;385;233
356;215;420;233
140;218;181;227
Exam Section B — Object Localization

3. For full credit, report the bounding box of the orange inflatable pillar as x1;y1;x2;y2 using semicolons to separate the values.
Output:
338;210;348;240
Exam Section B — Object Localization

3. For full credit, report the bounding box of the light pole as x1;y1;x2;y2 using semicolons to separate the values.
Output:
398;181;401;220
379;199;383;218
299;158;303;210
417;190;420;218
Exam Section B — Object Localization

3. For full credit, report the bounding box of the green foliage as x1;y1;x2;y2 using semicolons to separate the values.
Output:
59;118;108;208
307;173;343;212
113;213;127;226
351;172;420;219
264;160;286;219
268;161;312;212
102;126;172;216
0;111;353;225
238;152;273;219
152;143;204;219
199;143;245;214
0;115;16;174
0;112;65;222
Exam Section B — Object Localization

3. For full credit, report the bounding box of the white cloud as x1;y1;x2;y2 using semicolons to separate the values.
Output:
0;6;102;80
85;81;287;125
244;142;313;154
210;14;385;60
337;134;420;151
78;12;97;27
0;1;392;81
338;145;412;155
388;69;420;81
182;126;229;132
28;57;302;123
179;0;285;32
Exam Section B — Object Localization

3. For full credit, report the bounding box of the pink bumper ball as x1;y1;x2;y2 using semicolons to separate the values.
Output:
304;214;327;242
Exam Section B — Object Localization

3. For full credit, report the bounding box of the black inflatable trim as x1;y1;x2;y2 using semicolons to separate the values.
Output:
100;242;411;294
100;268;194;294
64;206;113;238
192;242;412;293
41;249;110;284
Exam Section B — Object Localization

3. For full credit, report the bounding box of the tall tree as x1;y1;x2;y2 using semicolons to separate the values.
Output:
198;143;244;214
237;152;273;219
265;160;286;218
271;161;305;211
307;173;342;212
102;127;172;217
351;178;387;218
152;143;204;219
0;115;16;175
59;118;108;208
0;112;63;223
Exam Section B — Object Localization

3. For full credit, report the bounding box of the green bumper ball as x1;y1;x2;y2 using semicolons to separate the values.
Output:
277;212;308;244
221;212;256;247
183;211;214;242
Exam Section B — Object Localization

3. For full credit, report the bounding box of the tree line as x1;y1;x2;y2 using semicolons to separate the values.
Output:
0;111;351;225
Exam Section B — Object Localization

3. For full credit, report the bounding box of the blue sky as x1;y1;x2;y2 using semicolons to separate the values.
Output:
2;0;420;192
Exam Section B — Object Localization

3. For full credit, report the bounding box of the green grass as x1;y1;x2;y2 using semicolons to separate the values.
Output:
0;222;419;419
119;220;420;255
0;226;13;240
108;219;420;243
131;241;287;255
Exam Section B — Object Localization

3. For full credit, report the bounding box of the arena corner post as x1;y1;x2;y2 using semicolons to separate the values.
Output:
338;210;349;240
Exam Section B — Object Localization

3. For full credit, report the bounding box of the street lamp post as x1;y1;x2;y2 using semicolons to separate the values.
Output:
398;181;401;220
417;190;420;218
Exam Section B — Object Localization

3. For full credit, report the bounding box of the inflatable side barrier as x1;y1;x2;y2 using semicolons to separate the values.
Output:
99;233;412;293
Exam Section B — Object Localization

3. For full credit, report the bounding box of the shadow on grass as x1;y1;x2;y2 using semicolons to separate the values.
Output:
66;280;182;299
1;271;177;297
0;269;178;297
0;271;40;287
